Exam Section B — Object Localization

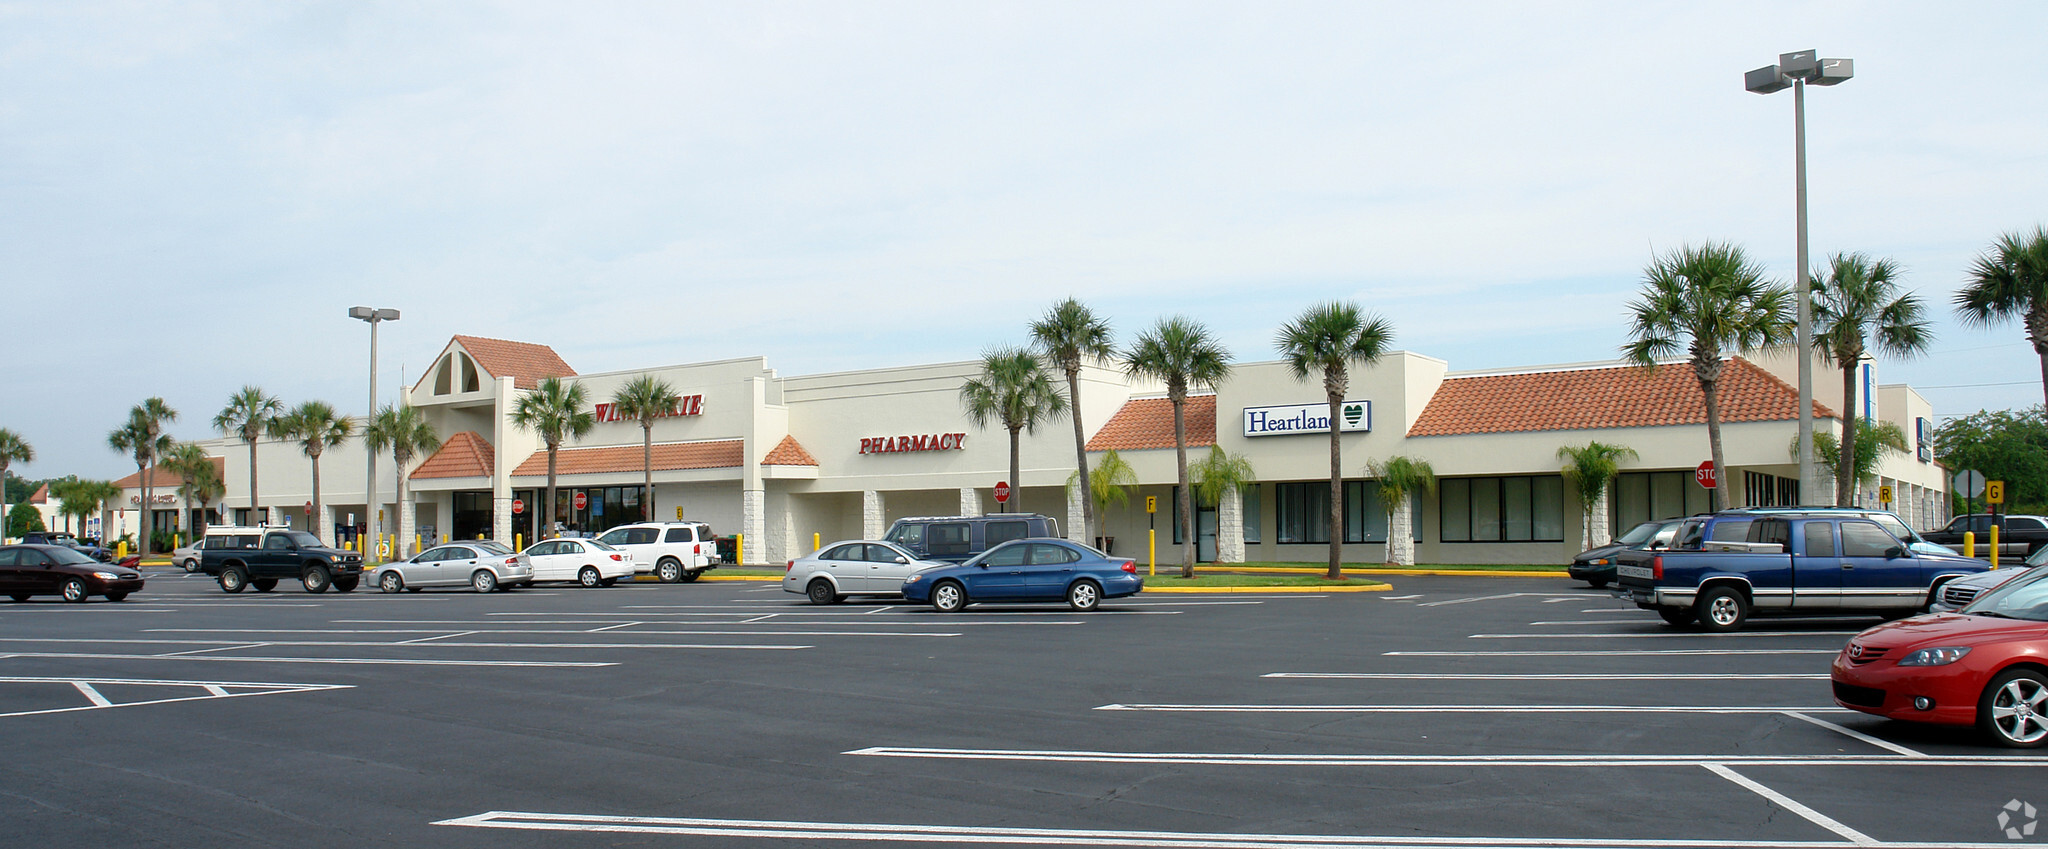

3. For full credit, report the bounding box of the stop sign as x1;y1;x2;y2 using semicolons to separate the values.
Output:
993;481;1011;503
304;500;313;516
512;499;525;514
1695;460;1717;489
573;492;588;510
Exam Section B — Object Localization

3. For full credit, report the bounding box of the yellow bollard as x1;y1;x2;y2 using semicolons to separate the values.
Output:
1964;530;1976;559
1148;528;1156;577
441;533;448;544
118;540;128;560
814;532;821;553
516;533;523;552
1990;524;2000;569
738;533;745;566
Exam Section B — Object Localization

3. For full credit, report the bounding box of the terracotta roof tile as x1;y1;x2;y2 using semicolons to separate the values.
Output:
30;483;48;504
411;431;496;479
452;335;577;390
1086;395;1218;452
1407;357;1837;437
114;456;225;489
511;440;744;477
761;435;819;466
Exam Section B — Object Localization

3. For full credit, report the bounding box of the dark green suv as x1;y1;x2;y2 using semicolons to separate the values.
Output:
198;529;365;593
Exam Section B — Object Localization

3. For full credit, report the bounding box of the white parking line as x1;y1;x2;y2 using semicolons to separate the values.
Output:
1703;764;1878;845
0;651;618;667
71;681;113;707
1097;704;1851;714
842;746;2045;767
1419;593;1585;607
1385;649;1838;657
1469;632;1856;639
1779;711;1927;758
336;618;1077;627
0;637;810;650
0;676;352;719
397;631;476;644
435;808;2020;848
1264;673;1830;680
152;627;961;638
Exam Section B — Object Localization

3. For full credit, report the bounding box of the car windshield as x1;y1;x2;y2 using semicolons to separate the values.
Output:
282;531;323;548
45;546;98;565
474;541;513;556
1614;522;1663;546
2027;545;2048;568
1964;567;2048;621
596;529;628;544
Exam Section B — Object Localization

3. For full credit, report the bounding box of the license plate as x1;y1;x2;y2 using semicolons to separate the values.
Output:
1616;564;1653;580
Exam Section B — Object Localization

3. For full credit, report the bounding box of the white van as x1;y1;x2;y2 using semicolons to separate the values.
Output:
592;522;720;582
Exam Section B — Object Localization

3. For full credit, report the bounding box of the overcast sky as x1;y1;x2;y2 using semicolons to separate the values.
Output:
4;2;2045;481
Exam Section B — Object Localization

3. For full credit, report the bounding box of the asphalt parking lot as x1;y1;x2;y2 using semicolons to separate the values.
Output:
2;571;2042;848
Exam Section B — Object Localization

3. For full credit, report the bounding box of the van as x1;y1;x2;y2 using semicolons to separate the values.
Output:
882;514;1061;563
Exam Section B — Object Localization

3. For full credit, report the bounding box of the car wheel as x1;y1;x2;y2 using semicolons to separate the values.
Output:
472;570;499;593
1694;586;1748;632
1657;607;1694;628
932;581;966;613
106;592;129;602
61;578;89;603
1067;580;1101;612
380;571;405;593
657;558;683;583
1979;668;2048;748
806;578;840;605
219;567;248;594
8;594;28;602
578;567;601;587
182;558;200;573
1587;577;1609;589
302;566;332;594
252;579;277;593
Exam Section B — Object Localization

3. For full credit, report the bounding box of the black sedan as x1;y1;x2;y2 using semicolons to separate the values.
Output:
0;544;146;602
1569;518;1683;588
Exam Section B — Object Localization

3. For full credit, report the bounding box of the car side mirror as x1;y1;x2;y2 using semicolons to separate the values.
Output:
1886;546;1906;559
894;556;909;564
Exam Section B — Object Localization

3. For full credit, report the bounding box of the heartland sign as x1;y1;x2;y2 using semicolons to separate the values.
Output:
1243;401;1371;437
594;395;703;423
861;433;967;454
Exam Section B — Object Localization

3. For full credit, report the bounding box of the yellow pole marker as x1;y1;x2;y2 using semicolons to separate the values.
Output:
814;532;821;552
1964;531;1975;559
516;533;523;552
738;533;745;566
1148;529;1156;577
1990;524;2000;569
118;540;128;559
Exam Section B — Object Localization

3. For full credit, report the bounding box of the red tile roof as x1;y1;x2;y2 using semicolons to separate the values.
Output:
761;435;819;466
1407;357;1837;437
411;431;496;480
1086;395;1218;452
510;440;744;477
452;335;576;390
114;456;225;489
30;483;48;504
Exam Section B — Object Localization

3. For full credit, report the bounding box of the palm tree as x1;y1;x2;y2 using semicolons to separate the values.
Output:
1191;445;1257;563
1276;302;1394;579
107;398;177;552
1124;317;1231;577
0;428;32;535
1623;243;1792;511
1558;442;1639;547
57;479;122;541
1365;456;1436;567
1031;298;1116;544
1811;253;1932;507
960;348;1067;515
511;377;594;536
610;375;683;522
213;386;283;524
271;401;353;544
365;404;441;557
1955;227;2048;408
162;442;221;541
1066;449;1138;550
1795;420;1911;501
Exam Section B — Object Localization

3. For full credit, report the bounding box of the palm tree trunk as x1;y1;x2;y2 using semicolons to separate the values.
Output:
1172;395;1193;578
1066;368;1093;545
642;421;655;521
1326;391;1343;580
1008;426;1022;514
394;452;411;557
546;444;559;537
248;438;261;524
132;460;145;553
1701;379;1729;511
310;452;324;545
1837;363;1858;507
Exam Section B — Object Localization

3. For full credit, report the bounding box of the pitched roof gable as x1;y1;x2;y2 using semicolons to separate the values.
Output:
114;456;226;489
411;431;496;480
510;440;745;477
451;335;576;390
1086;395;1218;452
761;435;819;466
1406;357;1837;437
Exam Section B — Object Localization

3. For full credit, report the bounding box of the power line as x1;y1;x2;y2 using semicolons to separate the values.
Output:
1916;380;2037;389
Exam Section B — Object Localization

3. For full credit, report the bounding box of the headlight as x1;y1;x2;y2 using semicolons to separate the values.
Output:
1898;647;1972;666
92;571;119;580
905;574;923;584
1589;558;1610;566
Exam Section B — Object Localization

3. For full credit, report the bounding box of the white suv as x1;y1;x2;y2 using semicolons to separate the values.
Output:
594;522;720;582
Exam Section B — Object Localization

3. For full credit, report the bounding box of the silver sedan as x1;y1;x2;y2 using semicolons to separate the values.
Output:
783;540;942;604
372;541;533;593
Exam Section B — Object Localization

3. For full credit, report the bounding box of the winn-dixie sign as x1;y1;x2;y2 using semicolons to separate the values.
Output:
861;433;967;454
1243;401;1371;437
594;395;703;423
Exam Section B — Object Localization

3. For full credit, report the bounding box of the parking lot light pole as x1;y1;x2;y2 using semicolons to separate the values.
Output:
350;306;400;553
1746;50;1852;505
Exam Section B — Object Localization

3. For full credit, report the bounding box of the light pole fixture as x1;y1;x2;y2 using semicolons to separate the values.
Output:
1746;50;1851;506
349;306;400;550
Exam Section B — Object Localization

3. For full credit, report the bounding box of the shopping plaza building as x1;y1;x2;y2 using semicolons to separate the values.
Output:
110;334;1951;565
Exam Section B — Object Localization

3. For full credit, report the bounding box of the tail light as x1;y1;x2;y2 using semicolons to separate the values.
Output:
785;560;795;573
610;554;623;562
694;544;703;555
504;557;519;567
1651;555;1663;580
1121;560;1137;574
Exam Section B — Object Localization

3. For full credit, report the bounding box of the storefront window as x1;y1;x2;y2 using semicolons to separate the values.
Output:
1273;481;1388;544
1440;476;1564;542
1614;471;1714;529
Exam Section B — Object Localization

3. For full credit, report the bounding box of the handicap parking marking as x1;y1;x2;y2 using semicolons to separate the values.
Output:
0;674;352;718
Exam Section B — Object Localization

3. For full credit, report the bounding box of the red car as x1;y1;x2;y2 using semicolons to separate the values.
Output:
1832;564;2048;747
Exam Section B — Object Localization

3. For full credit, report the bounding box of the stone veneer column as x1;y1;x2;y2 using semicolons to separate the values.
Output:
318;508;335;548
742;489;767;564
1387;494;1415;566
1217;487;1245;563
958;487;979;517
492;495;512;547
399;498;417;559
1588;487;1611;547
774;507;796;564
1066;484;1085;543
862;491;885;540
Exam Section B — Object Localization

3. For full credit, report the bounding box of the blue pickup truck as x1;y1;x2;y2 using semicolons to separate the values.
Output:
1614;508;1988;631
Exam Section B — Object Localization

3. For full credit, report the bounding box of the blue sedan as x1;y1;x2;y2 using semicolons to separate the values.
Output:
900;538;1142;612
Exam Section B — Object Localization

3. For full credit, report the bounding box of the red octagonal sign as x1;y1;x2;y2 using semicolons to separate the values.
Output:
573;492;588;510
1695;460;1717;489
512;499;525;514
993;481;1012;503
